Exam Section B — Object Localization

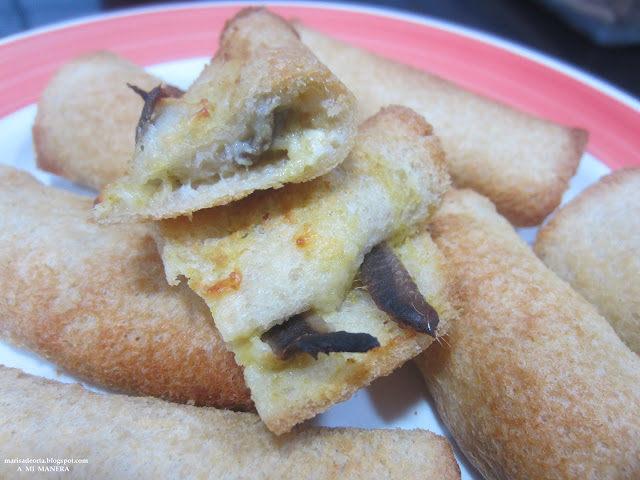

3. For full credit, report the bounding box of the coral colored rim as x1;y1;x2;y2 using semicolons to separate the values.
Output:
1;2;638;169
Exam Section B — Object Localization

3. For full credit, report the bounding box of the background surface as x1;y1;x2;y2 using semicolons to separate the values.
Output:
0;0;640;98
2;0;639;100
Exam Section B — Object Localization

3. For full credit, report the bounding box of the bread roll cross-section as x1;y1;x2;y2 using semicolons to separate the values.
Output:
154;106;459;434
94;7;357;223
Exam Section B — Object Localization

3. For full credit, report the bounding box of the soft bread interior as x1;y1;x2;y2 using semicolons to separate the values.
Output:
154;106;455;433
105;84;352;213
239;229;460;434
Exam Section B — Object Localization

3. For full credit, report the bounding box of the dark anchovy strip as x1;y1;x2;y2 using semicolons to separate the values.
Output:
261;312;380;360
128;83;185;143
359;242;439;337
286;331;380;360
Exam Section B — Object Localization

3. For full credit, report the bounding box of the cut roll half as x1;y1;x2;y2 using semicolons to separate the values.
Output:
94;7;357;223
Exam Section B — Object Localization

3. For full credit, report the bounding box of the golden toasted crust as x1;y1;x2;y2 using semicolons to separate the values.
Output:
155;106;457;434
33;50;160;191
0;165;252;411
295;23;587;227
0;366;461;480
534;167;640;354
415;189;640;479
94;7;357;223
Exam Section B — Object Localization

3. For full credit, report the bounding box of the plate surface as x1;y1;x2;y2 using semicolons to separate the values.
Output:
1;2;639;479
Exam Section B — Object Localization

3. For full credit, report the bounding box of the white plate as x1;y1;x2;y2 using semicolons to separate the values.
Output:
1;3;639;479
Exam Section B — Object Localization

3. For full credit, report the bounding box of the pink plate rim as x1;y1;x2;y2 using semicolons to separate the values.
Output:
0;1;638;169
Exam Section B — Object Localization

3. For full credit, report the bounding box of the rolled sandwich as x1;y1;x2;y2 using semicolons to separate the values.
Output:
294;23;588;227
0;165;252;411
415;189;640;479
32;51;163;191
534;167;640;355
0;366;462;480
94;7;358;223
154;106;459;434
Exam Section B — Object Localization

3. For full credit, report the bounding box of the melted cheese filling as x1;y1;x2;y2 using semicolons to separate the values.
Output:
144;103;338;196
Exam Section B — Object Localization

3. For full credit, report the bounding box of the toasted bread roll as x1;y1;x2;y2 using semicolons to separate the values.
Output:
295;23;588;227
0;366;461;480
33;50;161;191
94;7;357;223
155;106;458;434
0;165;252;411
415;189;640;479
534;167;640;354
157;106;450;336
